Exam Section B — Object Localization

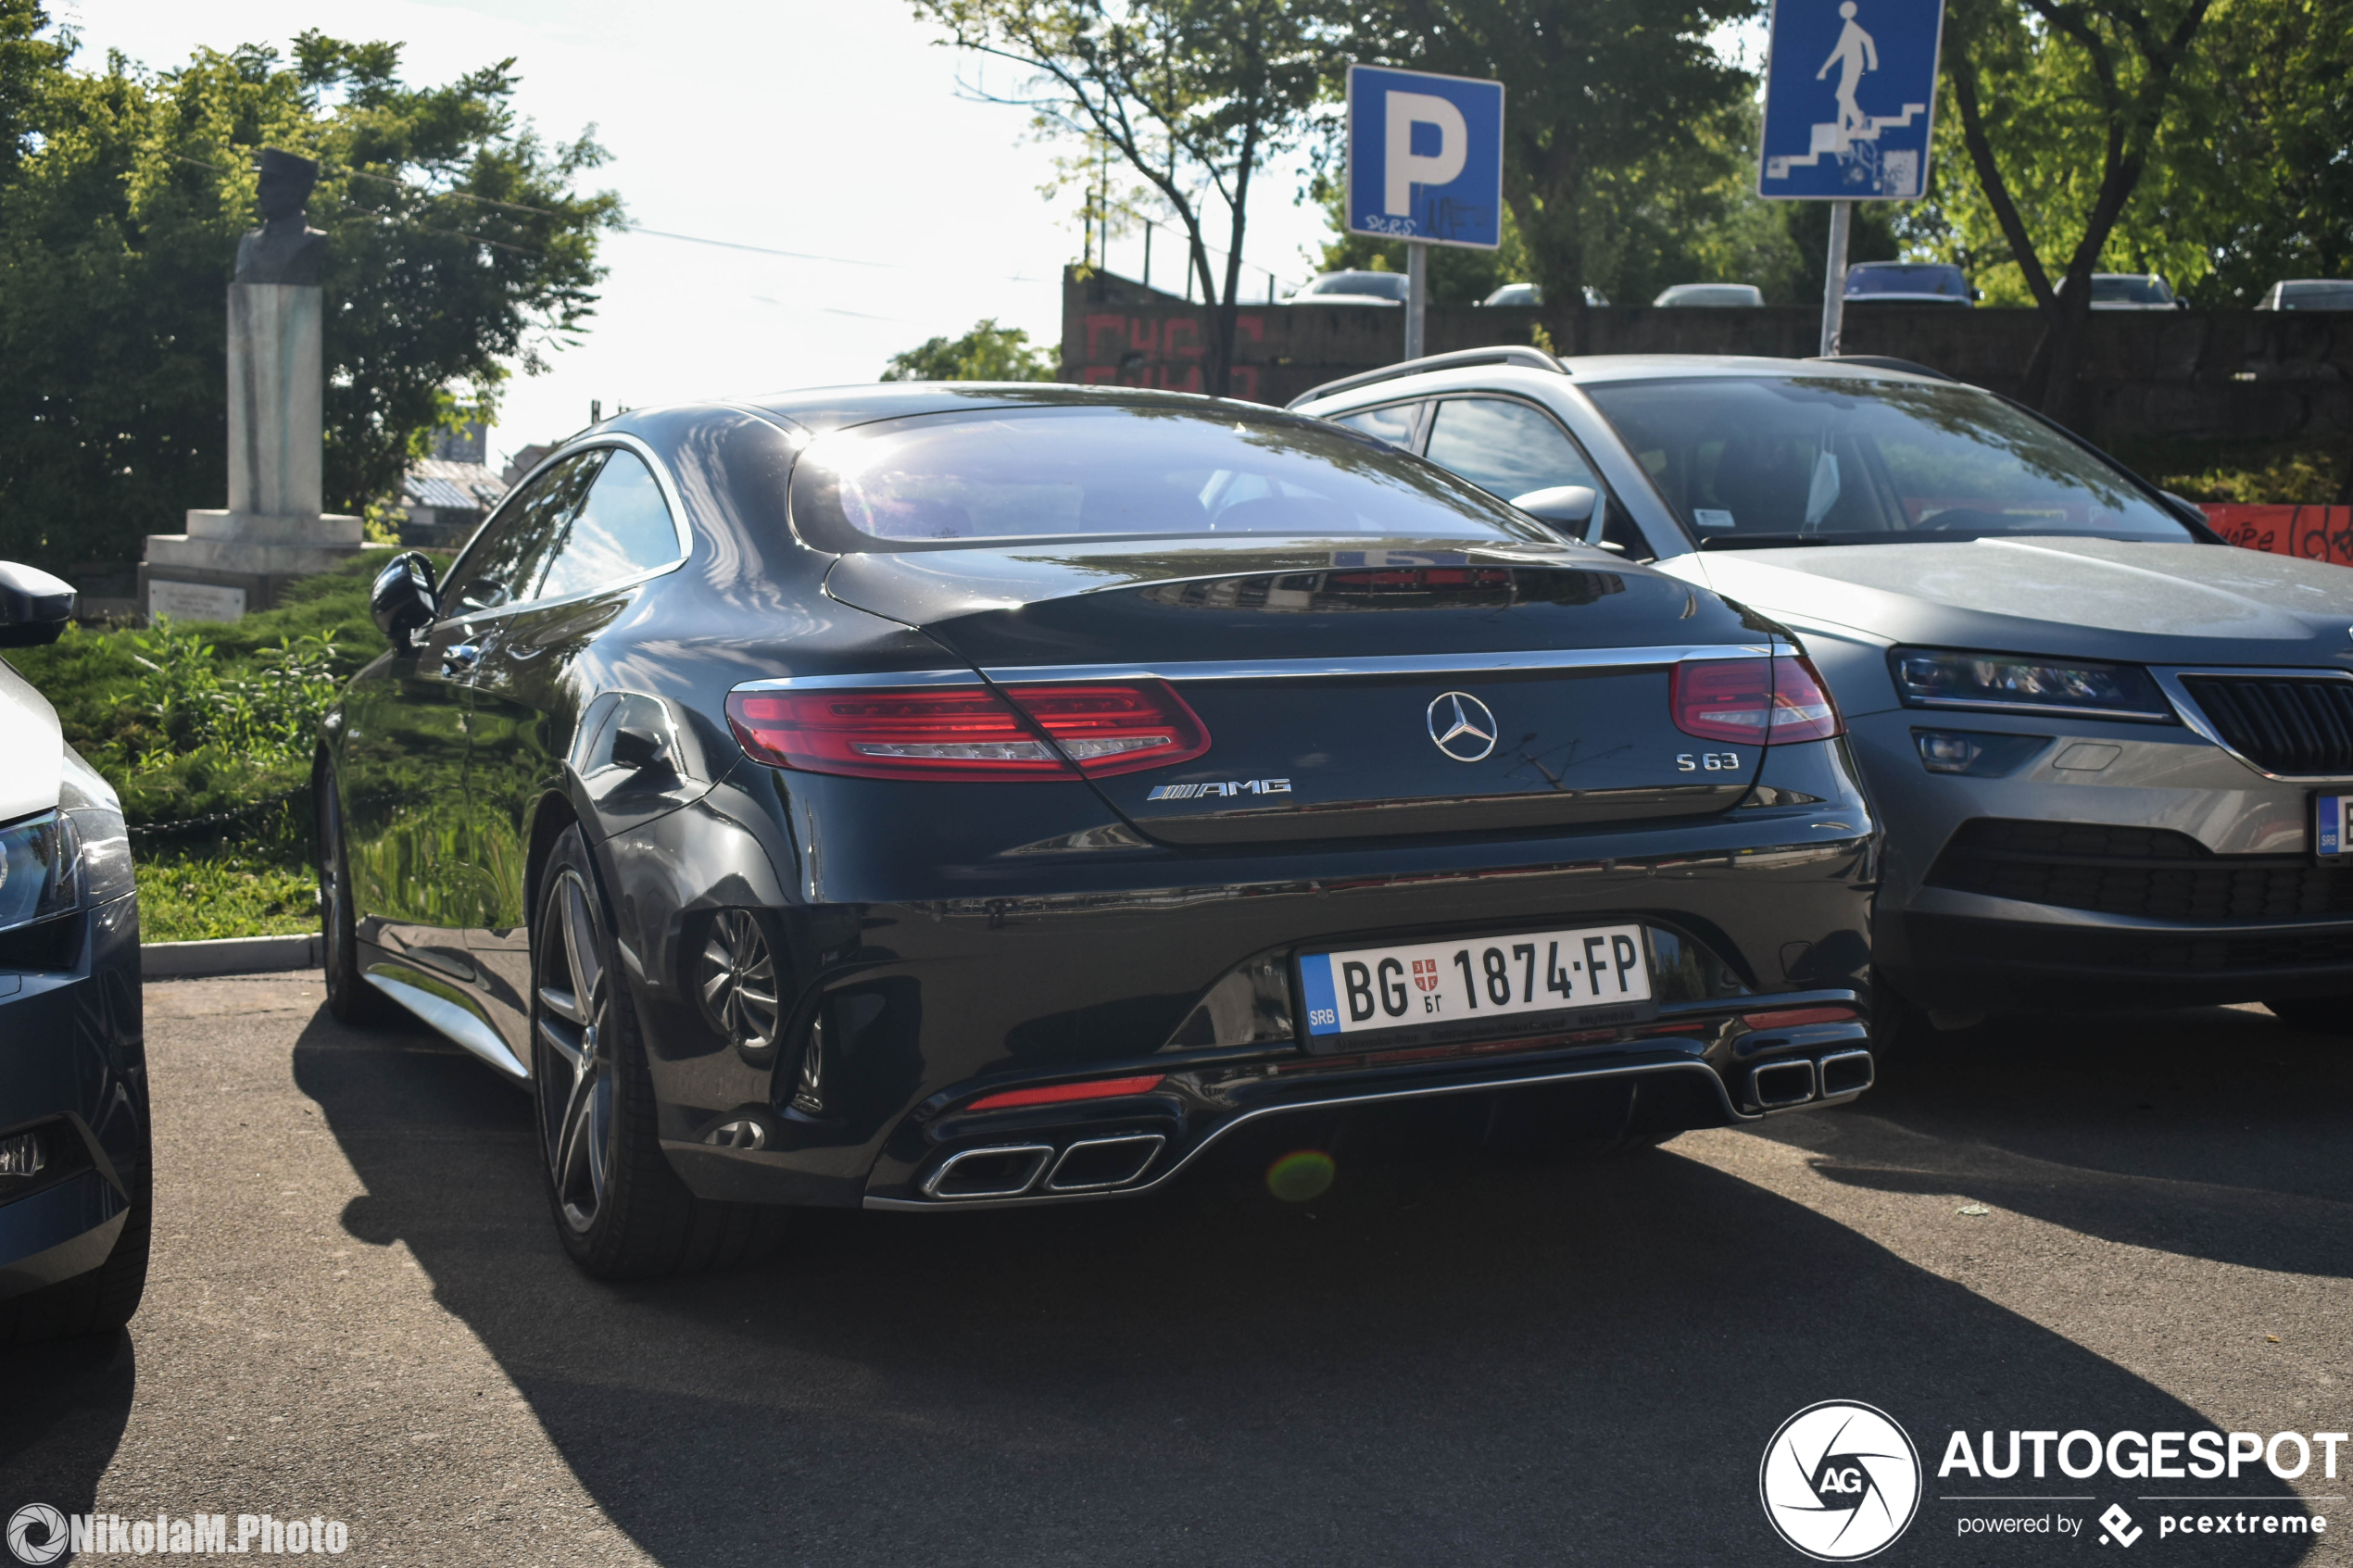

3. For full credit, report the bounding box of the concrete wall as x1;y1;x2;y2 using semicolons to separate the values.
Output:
1061;272;2353;460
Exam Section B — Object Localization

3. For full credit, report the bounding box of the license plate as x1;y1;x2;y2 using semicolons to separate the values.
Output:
1297;923;1655;1051
2319;794;2352;857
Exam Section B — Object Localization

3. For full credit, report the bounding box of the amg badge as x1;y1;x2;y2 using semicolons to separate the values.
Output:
1146;779;1292;801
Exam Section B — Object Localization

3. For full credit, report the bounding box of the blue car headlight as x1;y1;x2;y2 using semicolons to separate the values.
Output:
1890;648;2175;722
0;810;80;933
0;750;133;935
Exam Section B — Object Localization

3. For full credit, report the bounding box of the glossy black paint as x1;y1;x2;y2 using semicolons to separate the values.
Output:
320;385;1880;1210
0;890;145;1296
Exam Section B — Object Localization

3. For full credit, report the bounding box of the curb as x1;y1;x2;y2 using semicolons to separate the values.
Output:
143;933;321;979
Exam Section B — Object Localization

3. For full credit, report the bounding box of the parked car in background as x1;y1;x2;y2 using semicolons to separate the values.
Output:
319;383;1881;1277
1479;282;1610;308
2257;280;2353;311
1294;345;2353;1039
1287;270;1410;307
0;561;149;1342
2076;273;2184;310
1843;261;1978;307
1654;283;1765;307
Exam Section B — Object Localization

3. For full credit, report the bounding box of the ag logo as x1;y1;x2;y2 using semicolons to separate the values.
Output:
1759;1400;1921;1561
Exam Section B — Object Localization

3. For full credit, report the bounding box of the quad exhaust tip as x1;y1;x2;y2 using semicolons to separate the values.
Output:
923;1135;1167;1201
1818;1048;1874;1098
1749;1059;1818;1110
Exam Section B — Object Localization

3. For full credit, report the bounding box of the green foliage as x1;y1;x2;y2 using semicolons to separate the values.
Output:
912;0;1328;391
133;839;318;942
881;318;1060;381
2145;447;2348;505
0;4;621;571
0;551;445;828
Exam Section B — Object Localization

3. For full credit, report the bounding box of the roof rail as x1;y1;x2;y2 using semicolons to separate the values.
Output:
1286;345;1567;408
1805;354;1955;382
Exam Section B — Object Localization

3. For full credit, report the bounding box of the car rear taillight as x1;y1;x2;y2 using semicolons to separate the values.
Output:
725;681;1209;782
1671;656;1844;746
966;1073;1167;1110
999;683;1211;776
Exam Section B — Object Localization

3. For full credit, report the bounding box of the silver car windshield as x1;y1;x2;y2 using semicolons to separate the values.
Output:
1583;376;2194;546
790;404;1559;552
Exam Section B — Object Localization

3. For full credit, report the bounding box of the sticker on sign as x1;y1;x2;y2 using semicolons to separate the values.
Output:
1299;923;1652;1044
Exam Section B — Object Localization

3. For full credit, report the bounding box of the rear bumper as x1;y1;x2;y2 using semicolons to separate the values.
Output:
0;891;146;1298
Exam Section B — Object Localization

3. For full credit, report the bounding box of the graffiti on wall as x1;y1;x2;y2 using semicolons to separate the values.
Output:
1077;313;1268;401
2204;504;2353;566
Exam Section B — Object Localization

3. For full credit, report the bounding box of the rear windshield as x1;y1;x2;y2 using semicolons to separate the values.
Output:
2090;275;2171;303
1847;265;1965;296
1583;376;2195;546
2279;282;2353;309
789;404;1560;552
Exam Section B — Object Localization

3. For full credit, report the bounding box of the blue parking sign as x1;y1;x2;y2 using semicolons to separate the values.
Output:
1757;0;1945;200
1346;65;1504;250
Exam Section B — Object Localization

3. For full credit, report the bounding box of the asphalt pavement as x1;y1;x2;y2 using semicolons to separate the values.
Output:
3;973;2347;1566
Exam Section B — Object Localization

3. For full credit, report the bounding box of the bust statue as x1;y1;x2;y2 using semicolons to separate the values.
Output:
233;148;329;286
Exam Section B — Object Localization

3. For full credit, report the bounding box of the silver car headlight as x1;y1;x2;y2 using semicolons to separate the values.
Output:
1889;647;2175;722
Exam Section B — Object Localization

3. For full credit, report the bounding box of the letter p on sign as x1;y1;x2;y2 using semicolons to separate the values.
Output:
1384;93;1467;214
1346;65;1504;249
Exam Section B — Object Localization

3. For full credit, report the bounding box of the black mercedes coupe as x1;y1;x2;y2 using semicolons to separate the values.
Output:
318;384;1878;1278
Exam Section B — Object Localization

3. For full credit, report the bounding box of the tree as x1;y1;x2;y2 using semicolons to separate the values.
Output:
1937;0;2218;410
881;318;1060;381
1327;0;1765;345
911;0;1327;395
0;8;620;571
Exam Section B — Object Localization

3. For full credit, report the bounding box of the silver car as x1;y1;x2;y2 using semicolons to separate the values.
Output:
1293;347;2353;1035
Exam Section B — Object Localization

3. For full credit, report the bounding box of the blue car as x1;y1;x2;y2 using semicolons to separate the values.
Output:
0;561;149;1341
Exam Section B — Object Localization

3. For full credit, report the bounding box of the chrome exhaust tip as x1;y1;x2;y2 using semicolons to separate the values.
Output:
1045;1134;1165;1192
1818;1048;1874;1099
923;1144;1054;1200
1749;1059;1818;1110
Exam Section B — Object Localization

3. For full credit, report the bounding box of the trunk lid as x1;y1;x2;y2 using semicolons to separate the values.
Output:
827;539;1782;845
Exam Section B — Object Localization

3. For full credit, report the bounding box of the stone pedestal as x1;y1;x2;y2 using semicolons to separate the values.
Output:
142;282;378;622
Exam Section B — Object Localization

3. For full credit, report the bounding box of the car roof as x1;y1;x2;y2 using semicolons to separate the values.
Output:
1300;352;1945;404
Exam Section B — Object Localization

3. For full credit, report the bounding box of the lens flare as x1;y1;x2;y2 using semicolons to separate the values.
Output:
1265;1149;1336;1203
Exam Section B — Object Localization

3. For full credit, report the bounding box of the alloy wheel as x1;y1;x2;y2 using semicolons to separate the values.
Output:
535;869;616;1234
698;909;781;1054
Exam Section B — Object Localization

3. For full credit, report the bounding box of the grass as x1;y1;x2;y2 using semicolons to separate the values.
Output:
4;550;451;943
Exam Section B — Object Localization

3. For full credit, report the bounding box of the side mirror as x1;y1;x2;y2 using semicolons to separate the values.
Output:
0;561;76;647
371;551;440;652
1510;485;1603;544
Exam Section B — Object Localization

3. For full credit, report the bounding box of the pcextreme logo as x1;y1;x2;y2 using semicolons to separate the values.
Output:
1760;1400;1925;1561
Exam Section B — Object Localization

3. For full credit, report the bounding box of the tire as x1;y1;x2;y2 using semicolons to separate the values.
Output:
316;762;393;1024
2262;995;2353;1035
0;1160;152;1343
531;824;787;1280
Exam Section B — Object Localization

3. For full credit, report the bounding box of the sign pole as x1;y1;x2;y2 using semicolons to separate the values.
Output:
1819;199;1852;357
1405;241;1428;360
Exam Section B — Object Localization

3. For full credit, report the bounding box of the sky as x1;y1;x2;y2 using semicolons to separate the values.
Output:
54;0;1340;470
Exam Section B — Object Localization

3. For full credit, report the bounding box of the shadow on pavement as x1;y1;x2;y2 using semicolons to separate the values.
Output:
291;1007;2311;1568
0;1330;136;1526
1768;1006;2353;1279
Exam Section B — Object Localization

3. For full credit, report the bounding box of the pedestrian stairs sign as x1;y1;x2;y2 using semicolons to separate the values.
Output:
1757;0;1945;200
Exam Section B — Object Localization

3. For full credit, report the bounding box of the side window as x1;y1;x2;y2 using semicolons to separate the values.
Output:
444;453;605;615
1421;397;1652;559
1332;402;1421;449
1424;397;1602;499
530;450;684;601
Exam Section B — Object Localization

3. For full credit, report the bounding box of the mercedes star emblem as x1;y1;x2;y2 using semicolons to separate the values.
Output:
1427;691;1498;762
